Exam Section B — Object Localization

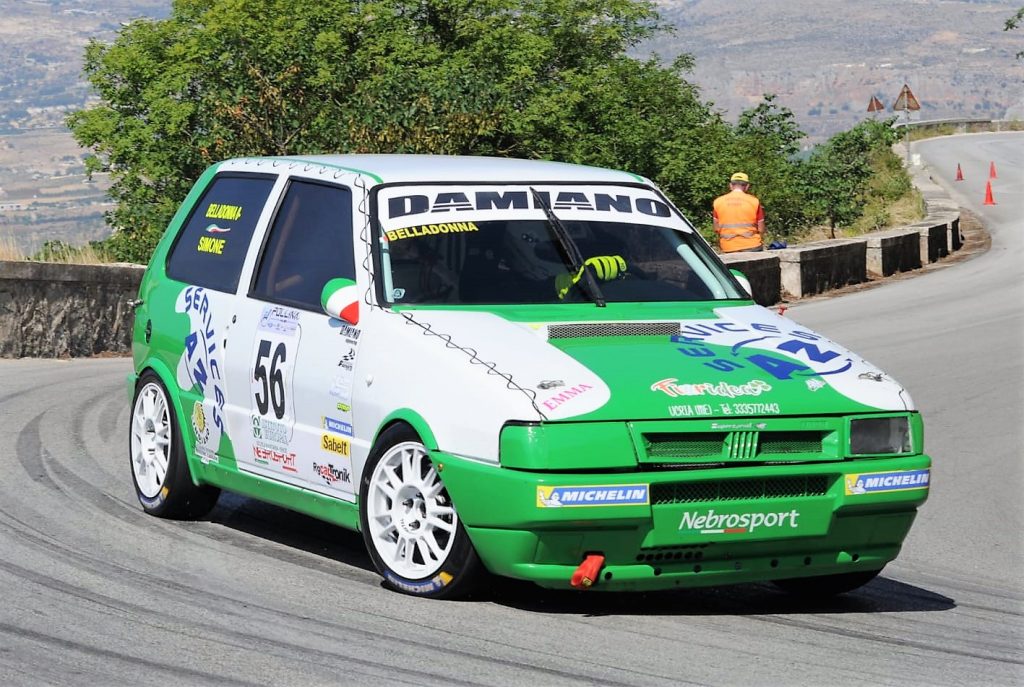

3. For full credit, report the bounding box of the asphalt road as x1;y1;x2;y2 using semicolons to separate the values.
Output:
0;133;1021;686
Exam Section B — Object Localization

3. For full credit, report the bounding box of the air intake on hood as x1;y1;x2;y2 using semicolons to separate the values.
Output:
547;322;681;339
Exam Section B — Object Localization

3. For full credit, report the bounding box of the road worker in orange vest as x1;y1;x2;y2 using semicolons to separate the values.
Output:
713;172;765;253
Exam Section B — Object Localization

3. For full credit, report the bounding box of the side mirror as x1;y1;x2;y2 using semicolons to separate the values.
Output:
321;278;359;325
729;269;753;299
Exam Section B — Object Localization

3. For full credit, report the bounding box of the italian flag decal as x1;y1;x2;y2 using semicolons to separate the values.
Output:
321;278;360;324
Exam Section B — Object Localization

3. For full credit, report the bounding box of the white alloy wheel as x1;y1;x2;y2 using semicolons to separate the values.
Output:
131;381;171;499
366;441;457;579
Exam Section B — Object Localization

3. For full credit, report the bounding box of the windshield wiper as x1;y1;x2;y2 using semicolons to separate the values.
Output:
529;187;606;307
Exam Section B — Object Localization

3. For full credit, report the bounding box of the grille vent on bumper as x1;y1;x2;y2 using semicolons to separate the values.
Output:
651;475;831;505
642;430;828;467
547;322;680;339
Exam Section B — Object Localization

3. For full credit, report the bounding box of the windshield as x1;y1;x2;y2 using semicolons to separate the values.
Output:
374;184;743;306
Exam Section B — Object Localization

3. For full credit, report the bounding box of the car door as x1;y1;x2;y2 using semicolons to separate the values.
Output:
224;173;363;500
161;172;279;465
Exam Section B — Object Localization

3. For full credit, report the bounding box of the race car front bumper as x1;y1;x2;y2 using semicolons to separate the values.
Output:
433;452;930;591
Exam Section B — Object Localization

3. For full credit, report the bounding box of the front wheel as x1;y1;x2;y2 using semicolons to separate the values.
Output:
772;568;883;597
359;424;484;598
129;371;220;519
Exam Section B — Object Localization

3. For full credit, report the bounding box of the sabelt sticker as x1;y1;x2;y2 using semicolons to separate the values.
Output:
845;469;930;495
537;485;649;508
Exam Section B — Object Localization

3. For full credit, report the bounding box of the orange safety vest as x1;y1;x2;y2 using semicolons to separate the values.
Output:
713;190;763;252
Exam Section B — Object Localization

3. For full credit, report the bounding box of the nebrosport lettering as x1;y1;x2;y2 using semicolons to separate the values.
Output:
679;508;800;534
385;222;479;242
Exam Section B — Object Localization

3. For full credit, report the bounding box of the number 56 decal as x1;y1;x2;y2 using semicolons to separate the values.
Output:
254;339;287;418
251;306;301;445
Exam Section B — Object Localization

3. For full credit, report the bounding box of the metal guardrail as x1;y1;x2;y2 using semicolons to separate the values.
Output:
893;118;1016;129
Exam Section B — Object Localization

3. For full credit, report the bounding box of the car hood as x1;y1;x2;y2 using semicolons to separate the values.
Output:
399;304;911;421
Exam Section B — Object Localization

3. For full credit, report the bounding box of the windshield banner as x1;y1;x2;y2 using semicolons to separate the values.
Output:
376;184;692;234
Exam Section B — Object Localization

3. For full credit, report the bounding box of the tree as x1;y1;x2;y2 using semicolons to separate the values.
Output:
1006;7;1024;59
74;0;739;262
802;119;898;238
730;94;808;240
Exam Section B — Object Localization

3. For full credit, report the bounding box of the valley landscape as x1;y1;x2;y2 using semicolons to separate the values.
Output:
0;0;1019;252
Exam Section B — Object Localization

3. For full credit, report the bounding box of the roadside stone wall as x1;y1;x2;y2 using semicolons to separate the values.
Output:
0;261;144;358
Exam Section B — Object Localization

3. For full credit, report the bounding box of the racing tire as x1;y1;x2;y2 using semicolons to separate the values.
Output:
771;568;883;597
360;423;485;599
129;371;220;520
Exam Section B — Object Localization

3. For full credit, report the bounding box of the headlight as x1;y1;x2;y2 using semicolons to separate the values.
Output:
849;416;912;455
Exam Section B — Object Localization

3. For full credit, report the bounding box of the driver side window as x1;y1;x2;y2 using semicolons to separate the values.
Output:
252;179;355;310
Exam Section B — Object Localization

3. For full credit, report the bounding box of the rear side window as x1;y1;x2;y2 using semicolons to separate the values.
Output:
251;179;355;311
166;174;276;293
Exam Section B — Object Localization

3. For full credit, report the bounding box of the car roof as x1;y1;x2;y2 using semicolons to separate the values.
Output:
228;154;647;185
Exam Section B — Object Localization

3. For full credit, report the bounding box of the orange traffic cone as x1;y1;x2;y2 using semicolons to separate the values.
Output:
955;163;963;181
989;161;998;179
983;180;996;206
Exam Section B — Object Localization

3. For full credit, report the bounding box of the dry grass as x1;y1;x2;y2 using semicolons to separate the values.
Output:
0;235;26;261
0;233;113;264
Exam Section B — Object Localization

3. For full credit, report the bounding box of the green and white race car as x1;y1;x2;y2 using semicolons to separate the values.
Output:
128;155;930;598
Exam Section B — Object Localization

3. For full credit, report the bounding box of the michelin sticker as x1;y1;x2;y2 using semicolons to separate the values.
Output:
845;469;930;496
537;485;649;508
176;286;227;460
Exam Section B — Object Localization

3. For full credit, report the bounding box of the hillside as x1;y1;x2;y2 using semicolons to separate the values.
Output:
641;0;1023;143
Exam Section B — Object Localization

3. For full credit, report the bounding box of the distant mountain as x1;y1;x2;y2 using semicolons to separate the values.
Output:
640;0;1023;144
0;0;167;131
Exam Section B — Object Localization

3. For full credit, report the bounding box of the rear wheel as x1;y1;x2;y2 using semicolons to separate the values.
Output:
129;371;219;519
772;568;882;597
360;424;484;598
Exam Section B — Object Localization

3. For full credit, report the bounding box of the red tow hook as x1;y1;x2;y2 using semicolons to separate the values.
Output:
570;554;606;589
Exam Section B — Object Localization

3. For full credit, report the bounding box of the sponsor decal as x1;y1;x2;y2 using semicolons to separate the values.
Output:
336;402;351;412
385;222;479;242
322;416;353;436
329;372;353;402
321;433;351;456
251;415;290;446
806;379;826;391
313;461;352;487
540;383;593;411
678;508;800;535
386;190;671;221
652;378;772;399
191;401;210;445
205;203;242;221
537;380;564;390
336;323;361;341
338;347;356;371
197;236;226;255
252;445;297;472
176;286;227;441
258;305;300;336
191;401;218;463
845;469;930;496
384;571;453;594
204;223;230;233
669;322;856;382
537;485;649;508
710;421;768;430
